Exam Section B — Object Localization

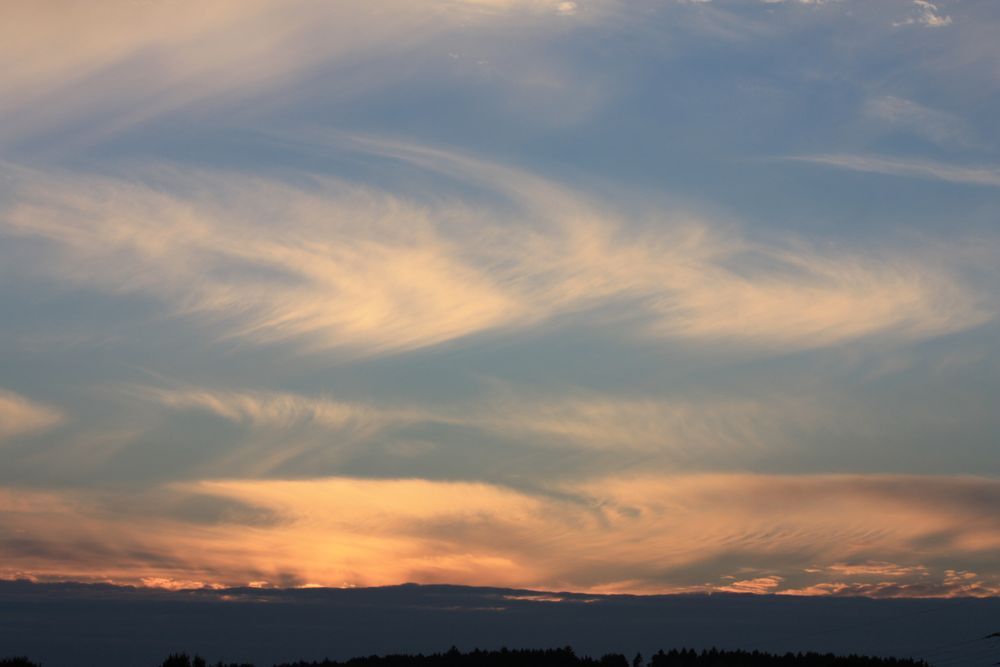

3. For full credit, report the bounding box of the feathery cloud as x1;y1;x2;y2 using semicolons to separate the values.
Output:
0;0;608;147
864;96;971;147
787;154;1000;187
127;382;824;479
2;145;990;358
0;390;62;441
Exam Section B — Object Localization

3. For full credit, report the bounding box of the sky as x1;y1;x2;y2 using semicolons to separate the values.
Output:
0;0;998;598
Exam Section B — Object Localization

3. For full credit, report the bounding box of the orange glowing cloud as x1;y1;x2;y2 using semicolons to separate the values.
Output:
1;474;997;597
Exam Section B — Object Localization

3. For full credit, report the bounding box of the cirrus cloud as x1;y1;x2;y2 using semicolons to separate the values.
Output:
0;390;63;441
1;142;991;358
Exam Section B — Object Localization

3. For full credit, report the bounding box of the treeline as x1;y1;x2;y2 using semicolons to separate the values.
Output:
272;648;929;667
0;647;932;667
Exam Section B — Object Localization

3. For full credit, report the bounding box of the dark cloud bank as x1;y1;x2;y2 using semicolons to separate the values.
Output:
1;582;998;667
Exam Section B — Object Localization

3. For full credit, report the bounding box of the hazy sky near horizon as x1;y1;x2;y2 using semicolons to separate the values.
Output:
1;0;999;597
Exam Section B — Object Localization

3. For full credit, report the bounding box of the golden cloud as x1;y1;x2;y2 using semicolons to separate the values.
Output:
1;473;997;596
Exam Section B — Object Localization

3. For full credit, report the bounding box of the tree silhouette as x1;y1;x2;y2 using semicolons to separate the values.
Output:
160;653;208;667
1;646;935;667
0;658;39;667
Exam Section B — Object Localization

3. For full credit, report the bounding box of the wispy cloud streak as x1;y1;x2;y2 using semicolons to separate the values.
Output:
130;382;836;472
864;96;971;147
0;0;610;147
788;154;1000;187
0;390;62;441
2;146;990;357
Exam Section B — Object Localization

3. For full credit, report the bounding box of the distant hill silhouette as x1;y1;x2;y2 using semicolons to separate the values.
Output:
4;582;997;667
2;646;930;667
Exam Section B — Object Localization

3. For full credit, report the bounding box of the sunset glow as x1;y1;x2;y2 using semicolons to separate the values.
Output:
1;0;998;599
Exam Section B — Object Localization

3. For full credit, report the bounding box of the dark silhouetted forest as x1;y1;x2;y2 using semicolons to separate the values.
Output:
2;646;934;667
269;647;929;667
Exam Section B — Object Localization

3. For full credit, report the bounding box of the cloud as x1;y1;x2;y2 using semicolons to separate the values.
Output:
0;1;609;147
864;96;971;147
136;386;414;433
1;473;998;596
1;164;526;356
122;383;822;484
638;237;989;347
448;0;588;13
718;576;783;594
121;380;932;484
0;390;62;441
787;153;1000;187
127;386;432;477
893;1;952;28
825;561;930;577
1;143;991;358
780;573;997;598
464;386;836;456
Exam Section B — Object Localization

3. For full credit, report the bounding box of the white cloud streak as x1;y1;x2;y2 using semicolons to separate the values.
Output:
137;387;401;432
788;153;1000;187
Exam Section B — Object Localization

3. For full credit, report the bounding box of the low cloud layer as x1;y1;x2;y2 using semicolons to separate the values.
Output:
1;474;997;597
